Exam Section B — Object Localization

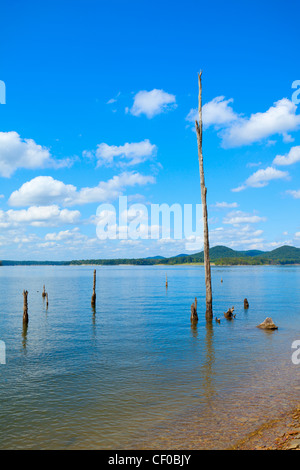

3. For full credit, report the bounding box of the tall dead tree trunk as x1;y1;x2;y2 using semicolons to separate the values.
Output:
195;71;213;321
91;269;96;307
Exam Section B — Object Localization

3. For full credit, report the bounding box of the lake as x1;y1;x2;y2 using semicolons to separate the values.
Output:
0;265;299;449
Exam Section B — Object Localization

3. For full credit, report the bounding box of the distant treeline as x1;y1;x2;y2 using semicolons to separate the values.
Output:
1;245;300;266
0;260;69;266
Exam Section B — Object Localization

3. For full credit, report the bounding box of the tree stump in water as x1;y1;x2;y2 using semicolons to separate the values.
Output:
91;269;96;307
244;298;249;309
191;298;198;323
165;273;168;288
224;306;234;319
42;285;46;298
23;290;28;325
46;292;49;309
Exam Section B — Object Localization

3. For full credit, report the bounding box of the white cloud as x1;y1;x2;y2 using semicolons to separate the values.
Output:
287;189;300;199
212;201;238;209
129;89;176;118
0;131;51;177
9;172;155;207
9;176;77;206
0;205;80;228
232;166;289;192
45;227;80;241
0;131;71;177
186;96;239;127
223;210;266;225
246;161;262;168
273;146;300;166
282;132;295;143
221;98;300;148
187;97;300;148
210;224;265;250
107;92;120;105
94;139;157;166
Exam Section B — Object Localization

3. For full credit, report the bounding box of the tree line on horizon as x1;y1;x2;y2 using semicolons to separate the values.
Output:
1;245;300;266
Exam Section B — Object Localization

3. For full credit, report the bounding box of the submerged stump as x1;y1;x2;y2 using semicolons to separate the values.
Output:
191;297;198;323
23;290;28;325
42;285;46;298
224;306;234;319
244;298;249;309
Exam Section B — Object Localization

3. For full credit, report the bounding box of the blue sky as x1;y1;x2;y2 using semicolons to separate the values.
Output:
0;0;300;260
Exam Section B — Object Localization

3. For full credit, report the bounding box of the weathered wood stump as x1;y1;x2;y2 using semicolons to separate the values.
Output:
42;285;46;298
257;317;278;330
23;290;28;325
224;306;234;319
165;273;168;288
244;298;249;309
91;269;96;307
46;292;49;309
191;298;198;323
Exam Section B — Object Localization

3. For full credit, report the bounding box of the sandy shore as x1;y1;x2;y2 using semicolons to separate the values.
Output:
230;406;300;450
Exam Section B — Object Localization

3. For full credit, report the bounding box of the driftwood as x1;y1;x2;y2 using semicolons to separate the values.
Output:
195;71;213;321
23;290;28;325
191;297;198;323
224;306;235;319
244;298;249;309
91;269;96;307
257;317;278;330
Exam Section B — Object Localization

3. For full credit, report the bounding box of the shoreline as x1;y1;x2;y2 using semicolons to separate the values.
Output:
1;263;300;267
231;405;300;450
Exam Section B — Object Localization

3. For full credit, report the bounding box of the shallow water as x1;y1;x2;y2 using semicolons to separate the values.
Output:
0;265;299;449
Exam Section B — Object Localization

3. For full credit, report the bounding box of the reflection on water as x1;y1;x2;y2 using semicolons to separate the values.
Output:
0;265;300;449
22;323;28;351
202;322;215;403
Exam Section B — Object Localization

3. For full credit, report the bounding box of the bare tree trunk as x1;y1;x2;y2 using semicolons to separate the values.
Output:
91;269;96;307
195;71;213;321
23;290;29;325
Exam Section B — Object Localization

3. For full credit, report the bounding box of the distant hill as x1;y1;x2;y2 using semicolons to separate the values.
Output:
254;245;300;261
174;253;189;258
1;245;300;266
147;245;300;265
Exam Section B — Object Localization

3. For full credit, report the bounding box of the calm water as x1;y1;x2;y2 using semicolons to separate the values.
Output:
0;265;300;449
